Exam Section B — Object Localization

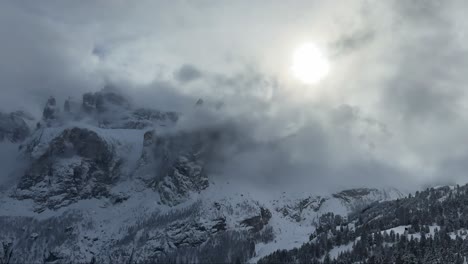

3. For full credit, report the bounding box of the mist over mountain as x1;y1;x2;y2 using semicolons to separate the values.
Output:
2;0;468;191
1;1;468;263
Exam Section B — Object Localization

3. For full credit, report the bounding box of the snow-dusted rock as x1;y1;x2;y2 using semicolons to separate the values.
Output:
273;188;404;224
157;155;208;206
42;96;59;122
134;130;210;206
14;127;123;211
80;90;178;129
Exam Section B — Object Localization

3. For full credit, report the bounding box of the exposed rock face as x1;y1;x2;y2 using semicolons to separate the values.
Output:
134;130;157;180
134;125;247;206
332;188;376;201
112;202;259;263
241;207;272;232
63;97;81;115
96;91;130;113
273;188;404;224
15;127;121;211
135;130;209;206
158;155;208;206
0;112;31;143
82;90;130;114
147;217;227;252
127;108;178;129
42;97;58;121
277;196;327;222
332;187;403;212
81;91;178;129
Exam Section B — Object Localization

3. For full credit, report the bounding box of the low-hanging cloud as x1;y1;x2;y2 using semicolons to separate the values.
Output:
1;0;468;193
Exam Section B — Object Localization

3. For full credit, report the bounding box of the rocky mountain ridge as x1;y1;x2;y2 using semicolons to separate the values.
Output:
0;89;405;263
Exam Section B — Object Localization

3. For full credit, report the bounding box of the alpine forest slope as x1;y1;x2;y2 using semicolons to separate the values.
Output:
259;185;468;264
0;88;408;264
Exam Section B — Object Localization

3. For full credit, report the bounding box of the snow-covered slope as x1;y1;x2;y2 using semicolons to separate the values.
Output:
257;183;468;263
0;178;404;263
0;90;405;264
248;186;403;262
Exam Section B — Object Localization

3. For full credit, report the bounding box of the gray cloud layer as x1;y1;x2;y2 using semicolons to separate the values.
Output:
1;0;468;193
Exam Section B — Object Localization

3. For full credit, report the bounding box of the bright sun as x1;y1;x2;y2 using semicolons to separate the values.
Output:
291;43;330;84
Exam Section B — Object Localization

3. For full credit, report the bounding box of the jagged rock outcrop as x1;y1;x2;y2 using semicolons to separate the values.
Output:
81;90;178;129
63;97;80;115
276;196;327;222
272;188;404;224
152;218;227;250
126;108;178;129
135;130;209;206
241;207;272;232
98;199;257;263
14;127;122;211
134;130;157;179
332;187;403;212
0;111;31;143
332;188;377;201
158;155;208;206
42;96;58;121
82;90;130;114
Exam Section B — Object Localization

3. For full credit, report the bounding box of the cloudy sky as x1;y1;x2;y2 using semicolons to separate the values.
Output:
1;0;468;193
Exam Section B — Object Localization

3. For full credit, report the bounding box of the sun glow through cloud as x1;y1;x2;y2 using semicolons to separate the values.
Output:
291;43;330;84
